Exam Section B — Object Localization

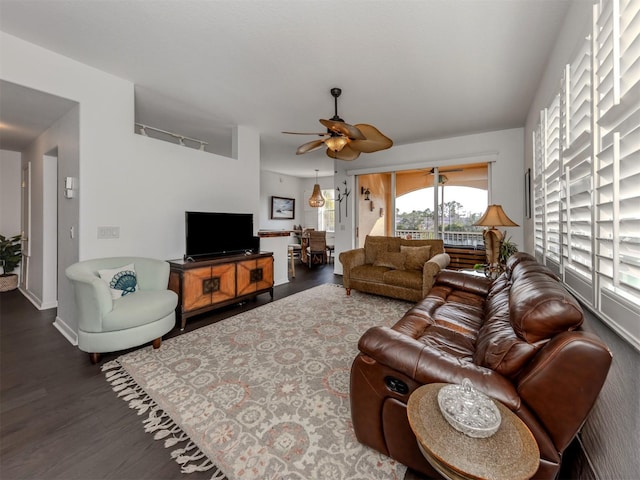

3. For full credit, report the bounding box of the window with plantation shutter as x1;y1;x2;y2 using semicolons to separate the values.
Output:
594;0;640;347
533;0;640;350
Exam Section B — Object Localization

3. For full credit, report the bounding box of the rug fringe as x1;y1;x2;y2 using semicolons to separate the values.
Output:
103;361;229;480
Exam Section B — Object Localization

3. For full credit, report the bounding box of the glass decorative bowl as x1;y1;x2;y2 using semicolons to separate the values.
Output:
437;378;501;438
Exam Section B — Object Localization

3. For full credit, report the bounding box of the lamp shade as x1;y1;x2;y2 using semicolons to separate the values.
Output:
308;184;325;207
474;205;519;227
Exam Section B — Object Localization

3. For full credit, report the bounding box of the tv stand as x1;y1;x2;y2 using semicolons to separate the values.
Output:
168;252;274;330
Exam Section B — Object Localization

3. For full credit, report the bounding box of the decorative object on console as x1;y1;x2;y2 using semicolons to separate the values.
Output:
308;169;325;208
283;87;392;161
473;204;519;278
0;234;22;292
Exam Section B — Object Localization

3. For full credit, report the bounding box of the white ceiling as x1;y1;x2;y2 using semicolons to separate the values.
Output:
0;0;571;178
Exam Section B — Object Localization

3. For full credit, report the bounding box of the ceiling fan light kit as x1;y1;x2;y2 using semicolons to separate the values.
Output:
284;87;393;161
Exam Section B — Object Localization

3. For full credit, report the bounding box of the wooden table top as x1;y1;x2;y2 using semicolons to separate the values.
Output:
407;383;539;480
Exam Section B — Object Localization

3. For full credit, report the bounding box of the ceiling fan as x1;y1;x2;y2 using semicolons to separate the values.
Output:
283;87;393;161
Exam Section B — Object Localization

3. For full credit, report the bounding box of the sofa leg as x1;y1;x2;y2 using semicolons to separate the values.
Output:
89;353;100;364
346;288;351;296
152;338;162;349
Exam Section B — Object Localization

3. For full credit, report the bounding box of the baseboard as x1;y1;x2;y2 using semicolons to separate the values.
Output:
18;287;58;310
559;435;597;480
53;316;78;346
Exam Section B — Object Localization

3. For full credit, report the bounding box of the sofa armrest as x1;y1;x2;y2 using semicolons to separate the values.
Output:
517;331;612;452
434;269;493;296
422;253;450;295
358;326;520;409
339;248;366;288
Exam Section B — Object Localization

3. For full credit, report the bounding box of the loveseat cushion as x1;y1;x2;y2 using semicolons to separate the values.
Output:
364;236;390;264
401;245;431;270
383;269;422;290
374;252;406;270
351;264;389;283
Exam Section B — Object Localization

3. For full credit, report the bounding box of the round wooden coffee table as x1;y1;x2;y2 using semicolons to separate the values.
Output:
407;383;539;480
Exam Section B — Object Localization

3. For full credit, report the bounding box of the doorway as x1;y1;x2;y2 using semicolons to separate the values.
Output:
356;163;489;247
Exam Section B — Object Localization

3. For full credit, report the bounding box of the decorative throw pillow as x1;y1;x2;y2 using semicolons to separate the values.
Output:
374;252;406;270
400;245;431;270
98;263;138;299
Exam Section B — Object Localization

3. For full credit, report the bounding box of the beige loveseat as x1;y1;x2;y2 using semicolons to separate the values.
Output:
339;235;450;302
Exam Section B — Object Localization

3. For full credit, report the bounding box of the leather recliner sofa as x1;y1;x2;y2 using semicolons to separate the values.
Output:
350;252;612;479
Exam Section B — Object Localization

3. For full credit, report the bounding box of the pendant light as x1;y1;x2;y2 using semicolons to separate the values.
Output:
308;169;325;208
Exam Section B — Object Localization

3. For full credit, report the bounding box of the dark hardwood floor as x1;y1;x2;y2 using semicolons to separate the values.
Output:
0;263;341;480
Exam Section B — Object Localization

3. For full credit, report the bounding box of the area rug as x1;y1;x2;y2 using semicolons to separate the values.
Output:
102;284;412;480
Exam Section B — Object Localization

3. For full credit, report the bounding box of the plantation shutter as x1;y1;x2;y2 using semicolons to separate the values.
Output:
561;37;594;299
595;0;640;343
533;121;546;258
544;95;562;267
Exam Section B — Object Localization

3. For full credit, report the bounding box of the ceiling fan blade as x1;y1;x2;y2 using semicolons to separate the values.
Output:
296;139;326;155
348;124;393;153
429;167;464;174
283;131;327;136
319;119;366;140
326;144;361;161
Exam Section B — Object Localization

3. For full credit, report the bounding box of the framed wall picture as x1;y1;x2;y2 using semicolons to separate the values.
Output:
270;196;295;219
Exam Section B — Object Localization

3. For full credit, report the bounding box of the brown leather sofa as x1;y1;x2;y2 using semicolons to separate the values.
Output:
339;235;451;302
350;252;612;479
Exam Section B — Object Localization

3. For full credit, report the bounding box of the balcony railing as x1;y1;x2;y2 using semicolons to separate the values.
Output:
396;229;484;247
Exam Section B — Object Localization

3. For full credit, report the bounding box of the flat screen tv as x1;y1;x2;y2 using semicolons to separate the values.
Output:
185;211;256;260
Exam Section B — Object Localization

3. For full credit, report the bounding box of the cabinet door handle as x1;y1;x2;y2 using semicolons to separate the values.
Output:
250;268;263;283
203;277;220;294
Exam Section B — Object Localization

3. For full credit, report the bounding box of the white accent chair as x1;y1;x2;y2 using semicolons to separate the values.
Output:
65;257;178;364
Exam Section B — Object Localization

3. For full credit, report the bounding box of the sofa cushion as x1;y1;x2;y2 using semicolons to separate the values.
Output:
401;245;431;270
383;269;422;290
374;251;406;270
351;264;389;283
364;236;390;265
474;285;542;378
509;271;583;343
103;290;176;331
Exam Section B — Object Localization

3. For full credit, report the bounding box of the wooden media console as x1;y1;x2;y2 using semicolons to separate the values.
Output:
168;252;274;330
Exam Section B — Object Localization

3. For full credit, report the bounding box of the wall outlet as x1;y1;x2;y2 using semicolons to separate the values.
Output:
97;226;120;239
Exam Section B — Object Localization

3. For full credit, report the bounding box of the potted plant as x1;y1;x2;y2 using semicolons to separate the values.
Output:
499;236;518;266
0;234;22;292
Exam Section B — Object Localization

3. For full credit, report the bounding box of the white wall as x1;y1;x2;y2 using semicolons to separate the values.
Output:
260;170;303;231
523;3;639;479
332;128;524;274
1;32;261;341
0;150;22;240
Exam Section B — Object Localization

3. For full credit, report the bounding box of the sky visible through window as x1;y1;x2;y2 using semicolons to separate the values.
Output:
396;186;488;216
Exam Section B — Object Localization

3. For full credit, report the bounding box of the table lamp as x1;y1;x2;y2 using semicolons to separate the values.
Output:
473;204;519;278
